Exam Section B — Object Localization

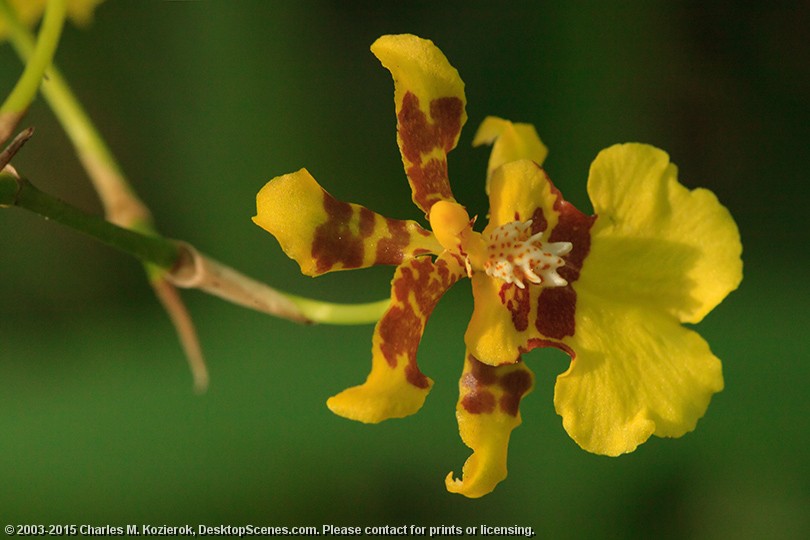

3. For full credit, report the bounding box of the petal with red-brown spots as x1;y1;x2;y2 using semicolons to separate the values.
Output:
253;169;442;276
446;353;534;498
327;252;467;423
465;160;595;366
372;34;467;216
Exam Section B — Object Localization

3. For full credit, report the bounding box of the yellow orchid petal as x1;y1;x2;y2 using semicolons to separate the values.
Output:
327;252;466;423
465;160;595;366
371;34;467;215
585;143;743;323
465;273;541;365
253;169;442;276
446;354;534;498
473;116;548;194
485;159;564;234
555;295;724;455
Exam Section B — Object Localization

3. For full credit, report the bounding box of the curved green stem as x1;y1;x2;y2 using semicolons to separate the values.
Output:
1;171;389;325
0;0;67;143
0;0;200;386
0;2;387;334
286;295;389;325
0;0;149;228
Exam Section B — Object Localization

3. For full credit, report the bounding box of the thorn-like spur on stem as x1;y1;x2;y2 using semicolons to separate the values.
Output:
0;126;34;170
0;0;198;387
152;276;210;393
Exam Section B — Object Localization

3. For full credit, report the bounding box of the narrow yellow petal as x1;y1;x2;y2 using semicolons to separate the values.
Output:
485;159;561;235
327;252;466;423
585;143;743;323
555;294;724;456
446;354;534;498
253;169;441;276
371;34;467;215
473;116;548;194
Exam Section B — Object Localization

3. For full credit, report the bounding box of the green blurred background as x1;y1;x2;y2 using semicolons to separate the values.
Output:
1;1;807;538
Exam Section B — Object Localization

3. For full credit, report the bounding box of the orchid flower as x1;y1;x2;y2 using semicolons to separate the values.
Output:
253;34;742;497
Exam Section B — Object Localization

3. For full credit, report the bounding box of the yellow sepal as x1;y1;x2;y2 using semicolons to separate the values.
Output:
253;169;441;276
485;159;560;235
327;253;466;423
372;34;467;214
446;354;533;498
473;116;548;194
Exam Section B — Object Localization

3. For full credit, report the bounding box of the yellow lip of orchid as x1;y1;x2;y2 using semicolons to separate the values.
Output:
253;33;742;498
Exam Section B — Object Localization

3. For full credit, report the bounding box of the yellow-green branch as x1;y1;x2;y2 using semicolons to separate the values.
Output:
0;0;67;143
0;0;388;389
0;0;148;228
0;171;389;326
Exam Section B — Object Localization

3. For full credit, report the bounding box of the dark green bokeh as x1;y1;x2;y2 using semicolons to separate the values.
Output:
1;1;807;537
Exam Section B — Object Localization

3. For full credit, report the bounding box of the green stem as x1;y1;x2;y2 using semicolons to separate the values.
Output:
0;3;388;327
0;0;149;228
0;0;205;388
0;0;67;143
0;172;389;325
286;295;389;325
1;172;178;267
0;0;66;113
